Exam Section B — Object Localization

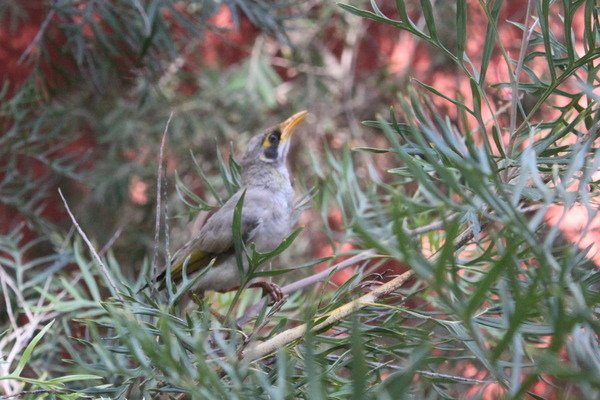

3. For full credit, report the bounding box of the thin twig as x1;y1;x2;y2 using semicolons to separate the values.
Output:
17;9;56;65
98;225;124;256
454;220;492;251
416;370;492;384
283;250;377;294
326;355;493;384
152;112;174;280
58;188;122;300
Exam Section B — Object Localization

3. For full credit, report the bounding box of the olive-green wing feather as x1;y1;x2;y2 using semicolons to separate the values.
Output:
154;192;260;289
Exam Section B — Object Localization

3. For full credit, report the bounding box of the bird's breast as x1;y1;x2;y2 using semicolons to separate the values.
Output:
252;191;294;252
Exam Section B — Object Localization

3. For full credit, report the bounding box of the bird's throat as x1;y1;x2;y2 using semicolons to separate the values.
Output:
241;163;291;191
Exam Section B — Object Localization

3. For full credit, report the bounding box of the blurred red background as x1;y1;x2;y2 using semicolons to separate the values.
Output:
1;2;597;398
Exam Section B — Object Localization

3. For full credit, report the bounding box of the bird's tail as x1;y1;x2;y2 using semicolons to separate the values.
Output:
137;248;211;293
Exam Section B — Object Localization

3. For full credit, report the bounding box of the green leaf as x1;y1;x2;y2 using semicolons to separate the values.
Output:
479;0;503;85
350;315;367;400
174;170;212;210
379;345;430;399
47;374;102;383
538;0;557;81
304;323;326;400
420;0;437;42
252;256;333;277
232;190;247;278
351;146;391;154
250;227;303;267
190;150;223;205
11;320;55;377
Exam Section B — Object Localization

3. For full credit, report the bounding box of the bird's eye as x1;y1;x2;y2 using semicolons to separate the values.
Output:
268;132;280;144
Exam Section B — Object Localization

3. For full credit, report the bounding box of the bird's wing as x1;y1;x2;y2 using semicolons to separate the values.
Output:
157;190;263;287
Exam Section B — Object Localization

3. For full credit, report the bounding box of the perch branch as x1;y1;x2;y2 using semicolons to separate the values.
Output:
241;268;414;362
241;218;490;361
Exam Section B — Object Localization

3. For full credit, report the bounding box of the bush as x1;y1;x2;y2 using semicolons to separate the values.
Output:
1;1;599;399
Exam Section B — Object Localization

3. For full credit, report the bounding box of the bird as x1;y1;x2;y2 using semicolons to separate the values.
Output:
151;110;308;302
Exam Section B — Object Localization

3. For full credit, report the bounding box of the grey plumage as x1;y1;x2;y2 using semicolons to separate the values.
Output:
154;111;307;299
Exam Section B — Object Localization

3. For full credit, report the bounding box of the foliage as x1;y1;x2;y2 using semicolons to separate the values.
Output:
0;0;297;254
1;0;599;399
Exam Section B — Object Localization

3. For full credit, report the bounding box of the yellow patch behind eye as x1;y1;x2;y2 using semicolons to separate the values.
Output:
261;136;271;148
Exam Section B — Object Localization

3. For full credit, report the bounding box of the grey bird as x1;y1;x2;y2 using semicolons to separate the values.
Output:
153;111;308;301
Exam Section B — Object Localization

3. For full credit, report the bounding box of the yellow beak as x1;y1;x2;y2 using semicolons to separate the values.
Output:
279;110;308;141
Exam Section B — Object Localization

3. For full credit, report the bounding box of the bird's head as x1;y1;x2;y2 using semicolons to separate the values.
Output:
241;111;308;168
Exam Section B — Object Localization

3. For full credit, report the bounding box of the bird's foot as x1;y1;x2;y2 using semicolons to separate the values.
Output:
249;281;284;305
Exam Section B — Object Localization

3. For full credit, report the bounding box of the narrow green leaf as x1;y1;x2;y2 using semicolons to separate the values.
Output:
583;0;595;52
12;320;55;377
251;227;303;267
253;256;332;277
420;0;437;42
538;0;557;81
561;0;576;64
216;146;238;196
379;345;430;398
338;3;404;30
350;315;367;400
414;80;476;117
174;171;212;210
190;150;223;205
395;0;418;31
232;190;247;278
520;42;600;122
74;239;101;302
491;126;507;158
47;374;102;383
351;146;391;154
304;323;325;400
479;0;503;85
463;249;512;318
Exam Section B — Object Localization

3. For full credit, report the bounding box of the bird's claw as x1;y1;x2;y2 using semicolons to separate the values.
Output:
249;281;284;305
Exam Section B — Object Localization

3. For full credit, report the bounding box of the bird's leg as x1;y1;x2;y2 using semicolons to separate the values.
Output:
248;280;284;305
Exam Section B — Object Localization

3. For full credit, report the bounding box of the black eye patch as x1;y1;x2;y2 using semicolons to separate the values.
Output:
262;130;281;159
264;146;278;159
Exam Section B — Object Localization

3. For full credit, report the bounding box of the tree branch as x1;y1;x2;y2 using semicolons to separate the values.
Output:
241;268;414;362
